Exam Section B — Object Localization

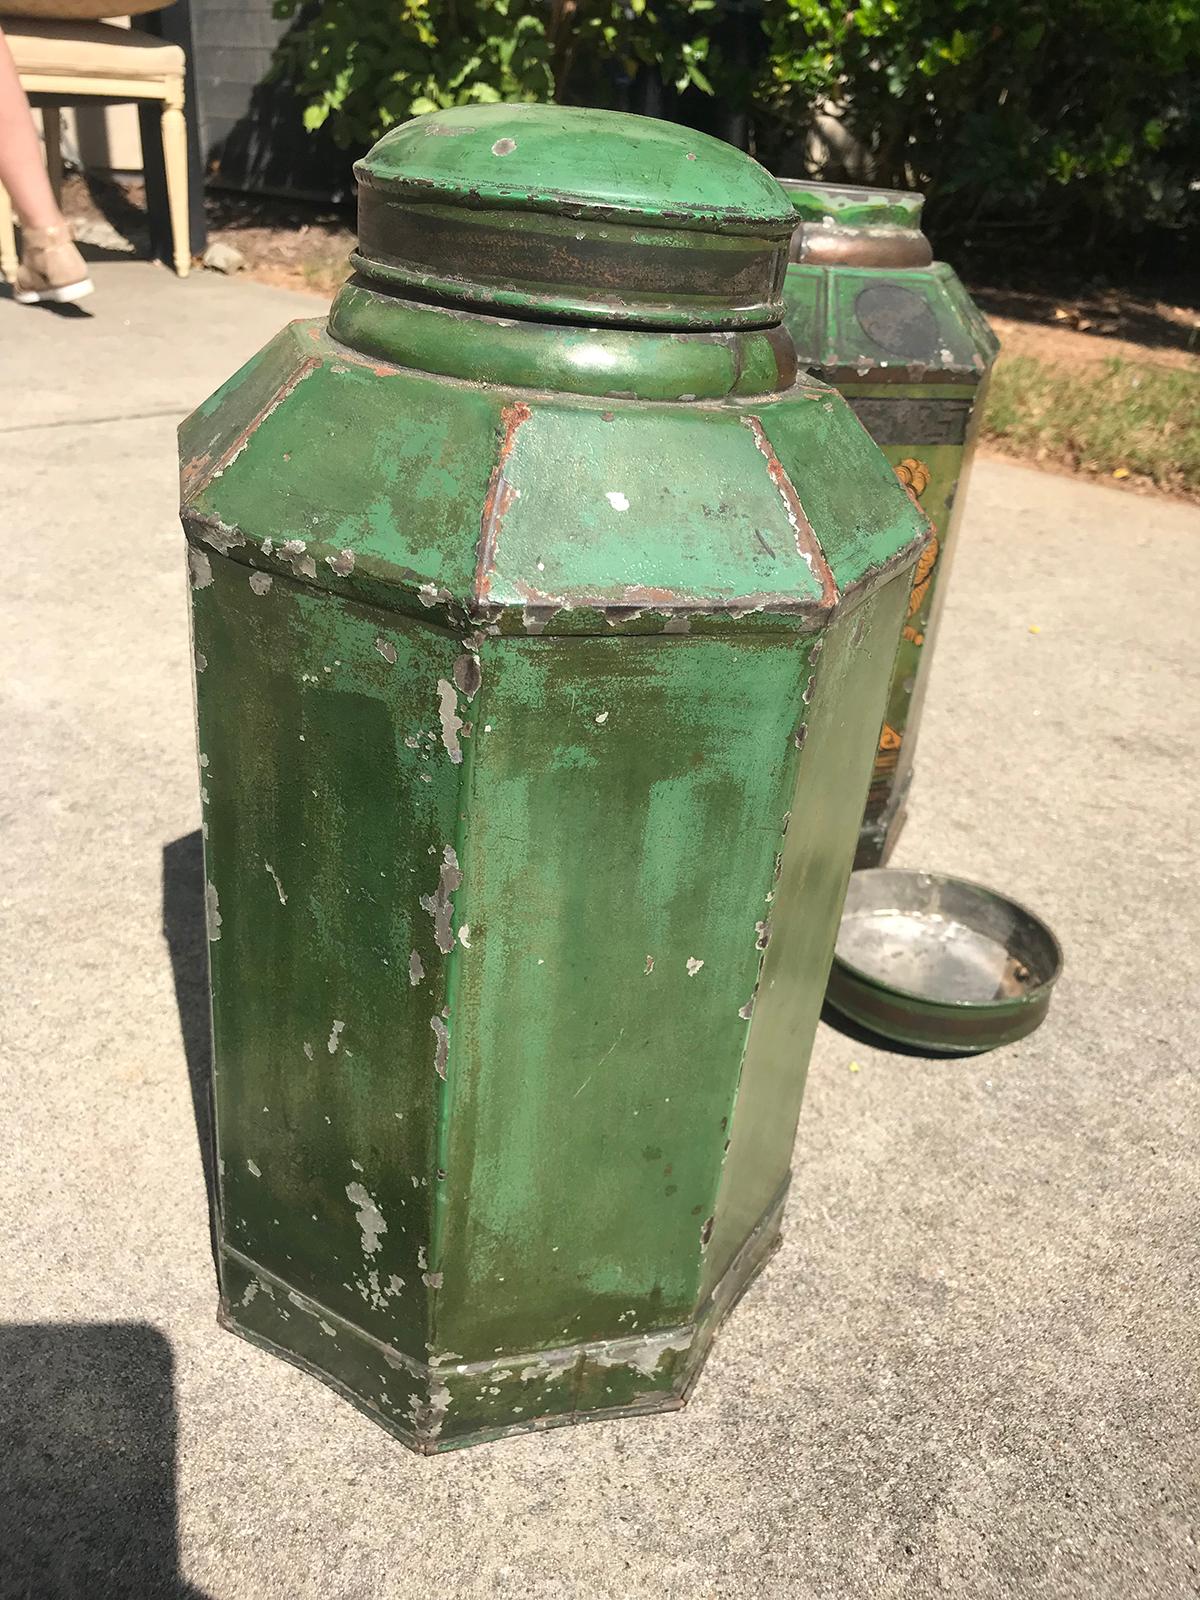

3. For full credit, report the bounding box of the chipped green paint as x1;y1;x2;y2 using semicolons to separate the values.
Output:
328;279;799;403
184;107;927;1454
780;178;999;866
361;104;793;226
784;181;923;233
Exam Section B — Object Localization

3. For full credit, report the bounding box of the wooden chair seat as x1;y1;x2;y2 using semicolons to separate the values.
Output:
4;17;184;79
0;17;190;280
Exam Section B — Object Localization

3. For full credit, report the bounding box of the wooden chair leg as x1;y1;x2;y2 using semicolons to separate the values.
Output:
0;182;17;281
42;106;64;206
160;79;190;278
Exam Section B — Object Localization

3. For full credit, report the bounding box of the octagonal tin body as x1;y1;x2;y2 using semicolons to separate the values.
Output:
181;107;928;1453
780;181;999;867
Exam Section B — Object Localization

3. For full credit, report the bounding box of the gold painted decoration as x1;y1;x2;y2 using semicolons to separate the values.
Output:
894;457;937;644
875;720;903;768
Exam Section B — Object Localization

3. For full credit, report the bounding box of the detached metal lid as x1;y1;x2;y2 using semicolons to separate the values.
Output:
826;868;1063;1055
780;179;933;270
353;103;795;330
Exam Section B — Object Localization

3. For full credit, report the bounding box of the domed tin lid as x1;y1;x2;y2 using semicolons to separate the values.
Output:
780;179;933;270
352;103;795;330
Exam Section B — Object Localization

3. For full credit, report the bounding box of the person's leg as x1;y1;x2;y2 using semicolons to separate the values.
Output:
0;24;60;228
0;23;92;302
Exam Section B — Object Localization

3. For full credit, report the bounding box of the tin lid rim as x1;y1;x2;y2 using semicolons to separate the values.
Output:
355;166;797;240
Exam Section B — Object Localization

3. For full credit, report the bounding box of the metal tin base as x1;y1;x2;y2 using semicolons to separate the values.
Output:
217;1183;787;1455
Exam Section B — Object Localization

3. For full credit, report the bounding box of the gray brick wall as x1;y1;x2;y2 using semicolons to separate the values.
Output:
190;0;355;200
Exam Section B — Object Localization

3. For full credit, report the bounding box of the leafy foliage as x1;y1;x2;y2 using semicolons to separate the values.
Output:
272;1;553;144
758;0;1200;243
272;0;1200;246
271;0;726;148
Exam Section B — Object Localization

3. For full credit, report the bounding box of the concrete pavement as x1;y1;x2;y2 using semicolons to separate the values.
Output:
3;260;1199;1599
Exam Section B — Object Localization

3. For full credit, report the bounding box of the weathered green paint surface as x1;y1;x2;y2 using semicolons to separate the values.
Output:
780;181;998;866
183;111;928;1453
701;580;908;1295
782;259;996;378
328;280;798;403
437;633;812;1356
352;104;795;330
362;103;792;225
783;181;922;232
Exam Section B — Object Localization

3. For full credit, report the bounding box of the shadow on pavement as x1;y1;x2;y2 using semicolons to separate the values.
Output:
0;1322;209;1599
0;283;94;318
820;999;975;1061
162;831;219;1271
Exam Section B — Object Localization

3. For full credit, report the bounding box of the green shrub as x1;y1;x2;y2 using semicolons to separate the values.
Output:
758;0;1200;245
271;0;722;151
271;0;1200;247
271;0;551;147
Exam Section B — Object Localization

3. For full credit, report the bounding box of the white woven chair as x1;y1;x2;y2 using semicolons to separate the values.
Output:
0;17;189;280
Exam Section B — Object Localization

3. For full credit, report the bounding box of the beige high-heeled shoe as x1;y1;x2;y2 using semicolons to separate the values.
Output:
14;222;93;305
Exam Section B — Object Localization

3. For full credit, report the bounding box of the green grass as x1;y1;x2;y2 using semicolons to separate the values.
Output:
982;354;1200;499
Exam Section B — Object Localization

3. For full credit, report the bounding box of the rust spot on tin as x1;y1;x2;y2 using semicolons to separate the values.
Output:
475;400;532;603
743;415;838;609
453;652;482;703
623;590;799;617
509;576;842;630
180;450;213;497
